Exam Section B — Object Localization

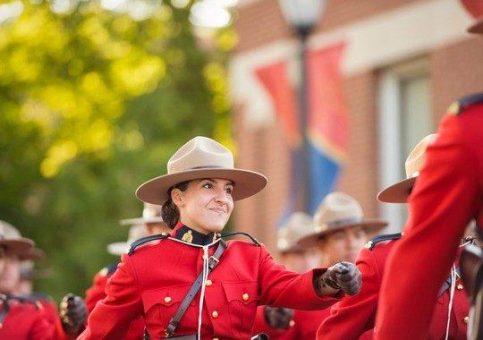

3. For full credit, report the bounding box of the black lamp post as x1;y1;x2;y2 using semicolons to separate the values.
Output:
278;0;326;212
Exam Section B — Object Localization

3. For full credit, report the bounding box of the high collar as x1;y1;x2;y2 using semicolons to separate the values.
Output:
172;223;220;246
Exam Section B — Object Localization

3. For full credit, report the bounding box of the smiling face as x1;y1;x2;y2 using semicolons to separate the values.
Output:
172;178;234;234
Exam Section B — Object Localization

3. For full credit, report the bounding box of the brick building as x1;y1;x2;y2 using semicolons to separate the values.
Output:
228;0;483;252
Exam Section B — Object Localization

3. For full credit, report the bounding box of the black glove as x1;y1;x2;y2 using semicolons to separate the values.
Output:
264;306;294;329
59;293;87;336
319;262;361;296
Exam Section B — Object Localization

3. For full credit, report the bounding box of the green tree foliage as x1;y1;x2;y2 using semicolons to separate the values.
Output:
0;0;231;299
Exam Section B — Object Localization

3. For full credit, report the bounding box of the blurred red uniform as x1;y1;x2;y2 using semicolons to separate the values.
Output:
84;263;145;339
0;297;56;340
375;94;483;339
317;235;469;339
253;306;330;339
79;225;340;339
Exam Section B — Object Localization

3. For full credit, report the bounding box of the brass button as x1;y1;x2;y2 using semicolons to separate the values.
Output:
289;320;295;327
212;310;219;318
164;296;172;304
213;338;219;340
242;293;249;301
205;279;213;287
464;316;469;324
457;284;464;290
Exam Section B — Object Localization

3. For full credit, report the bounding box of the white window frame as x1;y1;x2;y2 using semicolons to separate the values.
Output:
377;58;430;233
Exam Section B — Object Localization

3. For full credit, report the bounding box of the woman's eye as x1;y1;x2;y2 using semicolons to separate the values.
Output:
202;182;213;189
225;187;233;195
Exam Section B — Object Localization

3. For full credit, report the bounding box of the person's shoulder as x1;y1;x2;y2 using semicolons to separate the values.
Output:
128;232;170;256
363;233;402;251
446;92;483;116
222;231;262;248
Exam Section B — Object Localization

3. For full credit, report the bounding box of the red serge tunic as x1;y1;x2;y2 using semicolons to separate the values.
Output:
375;95;483;339
0;297;56;340
79;224;339;339
317;237;469;339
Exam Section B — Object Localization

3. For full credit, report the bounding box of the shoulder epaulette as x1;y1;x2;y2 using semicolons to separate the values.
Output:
364;233;402;250
128;232;169;255
447;92;483;115
221;231;261;246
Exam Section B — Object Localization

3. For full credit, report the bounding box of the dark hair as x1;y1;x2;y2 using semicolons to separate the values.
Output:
161;181;190;228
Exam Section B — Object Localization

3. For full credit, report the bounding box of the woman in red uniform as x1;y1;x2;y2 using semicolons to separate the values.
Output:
80;136;362;339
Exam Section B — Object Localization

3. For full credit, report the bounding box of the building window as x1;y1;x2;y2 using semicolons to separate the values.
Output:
378;58;433;232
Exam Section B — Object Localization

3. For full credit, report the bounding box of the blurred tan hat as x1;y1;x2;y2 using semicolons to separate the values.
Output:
120;203;165;225
0;220;34;255
136;136;267;205
298;192;387;247
277;212;315;253
460;0;483;34
378;134;437;203
107;224;149;256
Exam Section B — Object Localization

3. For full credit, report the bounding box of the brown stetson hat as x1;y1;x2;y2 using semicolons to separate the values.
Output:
120;203;165;225
277;212;315;253
460;0;483;34
0;220;34;256
297;192;387;248
20;247;45;261
136;136;267;205
377;134;437;203
468;19;483;34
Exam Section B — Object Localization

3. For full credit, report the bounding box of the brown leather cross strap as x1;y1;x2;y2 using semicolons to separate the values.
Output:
165;239;227;338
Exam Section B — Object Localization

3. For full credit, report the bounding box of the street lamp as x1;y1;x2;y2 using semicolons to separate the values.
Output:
278;0;326;212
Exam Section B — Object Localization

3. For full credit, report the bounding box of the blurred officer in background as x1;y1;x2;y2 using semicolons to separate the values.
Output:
63;203;170;339
318;134;470;339
252;212;315;339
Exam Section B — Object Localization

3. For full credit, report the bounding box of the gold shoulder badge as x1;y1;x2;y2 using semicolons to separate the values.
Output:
447;101;460;115
364;241;373;249
181;230;193;243
99;267;109;276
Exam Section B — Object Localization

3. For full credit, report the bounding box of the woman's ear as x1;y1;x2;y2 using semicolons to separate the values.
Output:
171;188;184;207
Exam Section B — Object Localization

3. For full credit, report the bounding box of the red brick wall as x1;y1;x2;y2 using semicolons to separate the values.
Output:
336;72;379;218
430;36;483;119
235;0;423;53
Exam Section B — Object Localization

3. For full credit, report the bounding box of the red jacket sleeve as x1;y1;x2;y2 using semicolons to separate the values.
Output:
78;255;143;340
317;246;382;339
85;271;109;313
257;245;340;310
375;111;483;339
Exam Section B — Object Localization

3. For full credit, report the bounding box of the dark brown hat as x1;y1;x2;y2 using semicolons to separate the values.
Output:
460;0;483;34
0;220;34;256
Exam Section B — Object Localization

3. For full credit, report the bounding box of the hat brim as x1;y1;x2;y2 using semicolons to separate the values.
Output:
377;177;416;203
0;238;34;256
468;18;483;34
297;219;388;248
20;247;45;261
136;168;268;205
107;242;129;256
119;217;165;225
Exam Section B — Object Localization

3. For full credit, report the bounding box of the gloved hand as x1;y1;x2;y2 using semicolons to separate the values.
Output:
264;306;294;329
59;293;87;336
318;262;361;296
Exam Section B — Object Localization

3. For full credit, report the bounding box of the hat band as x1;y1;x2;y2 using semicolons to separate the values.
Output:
326;217;363;228
188;165;228;170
